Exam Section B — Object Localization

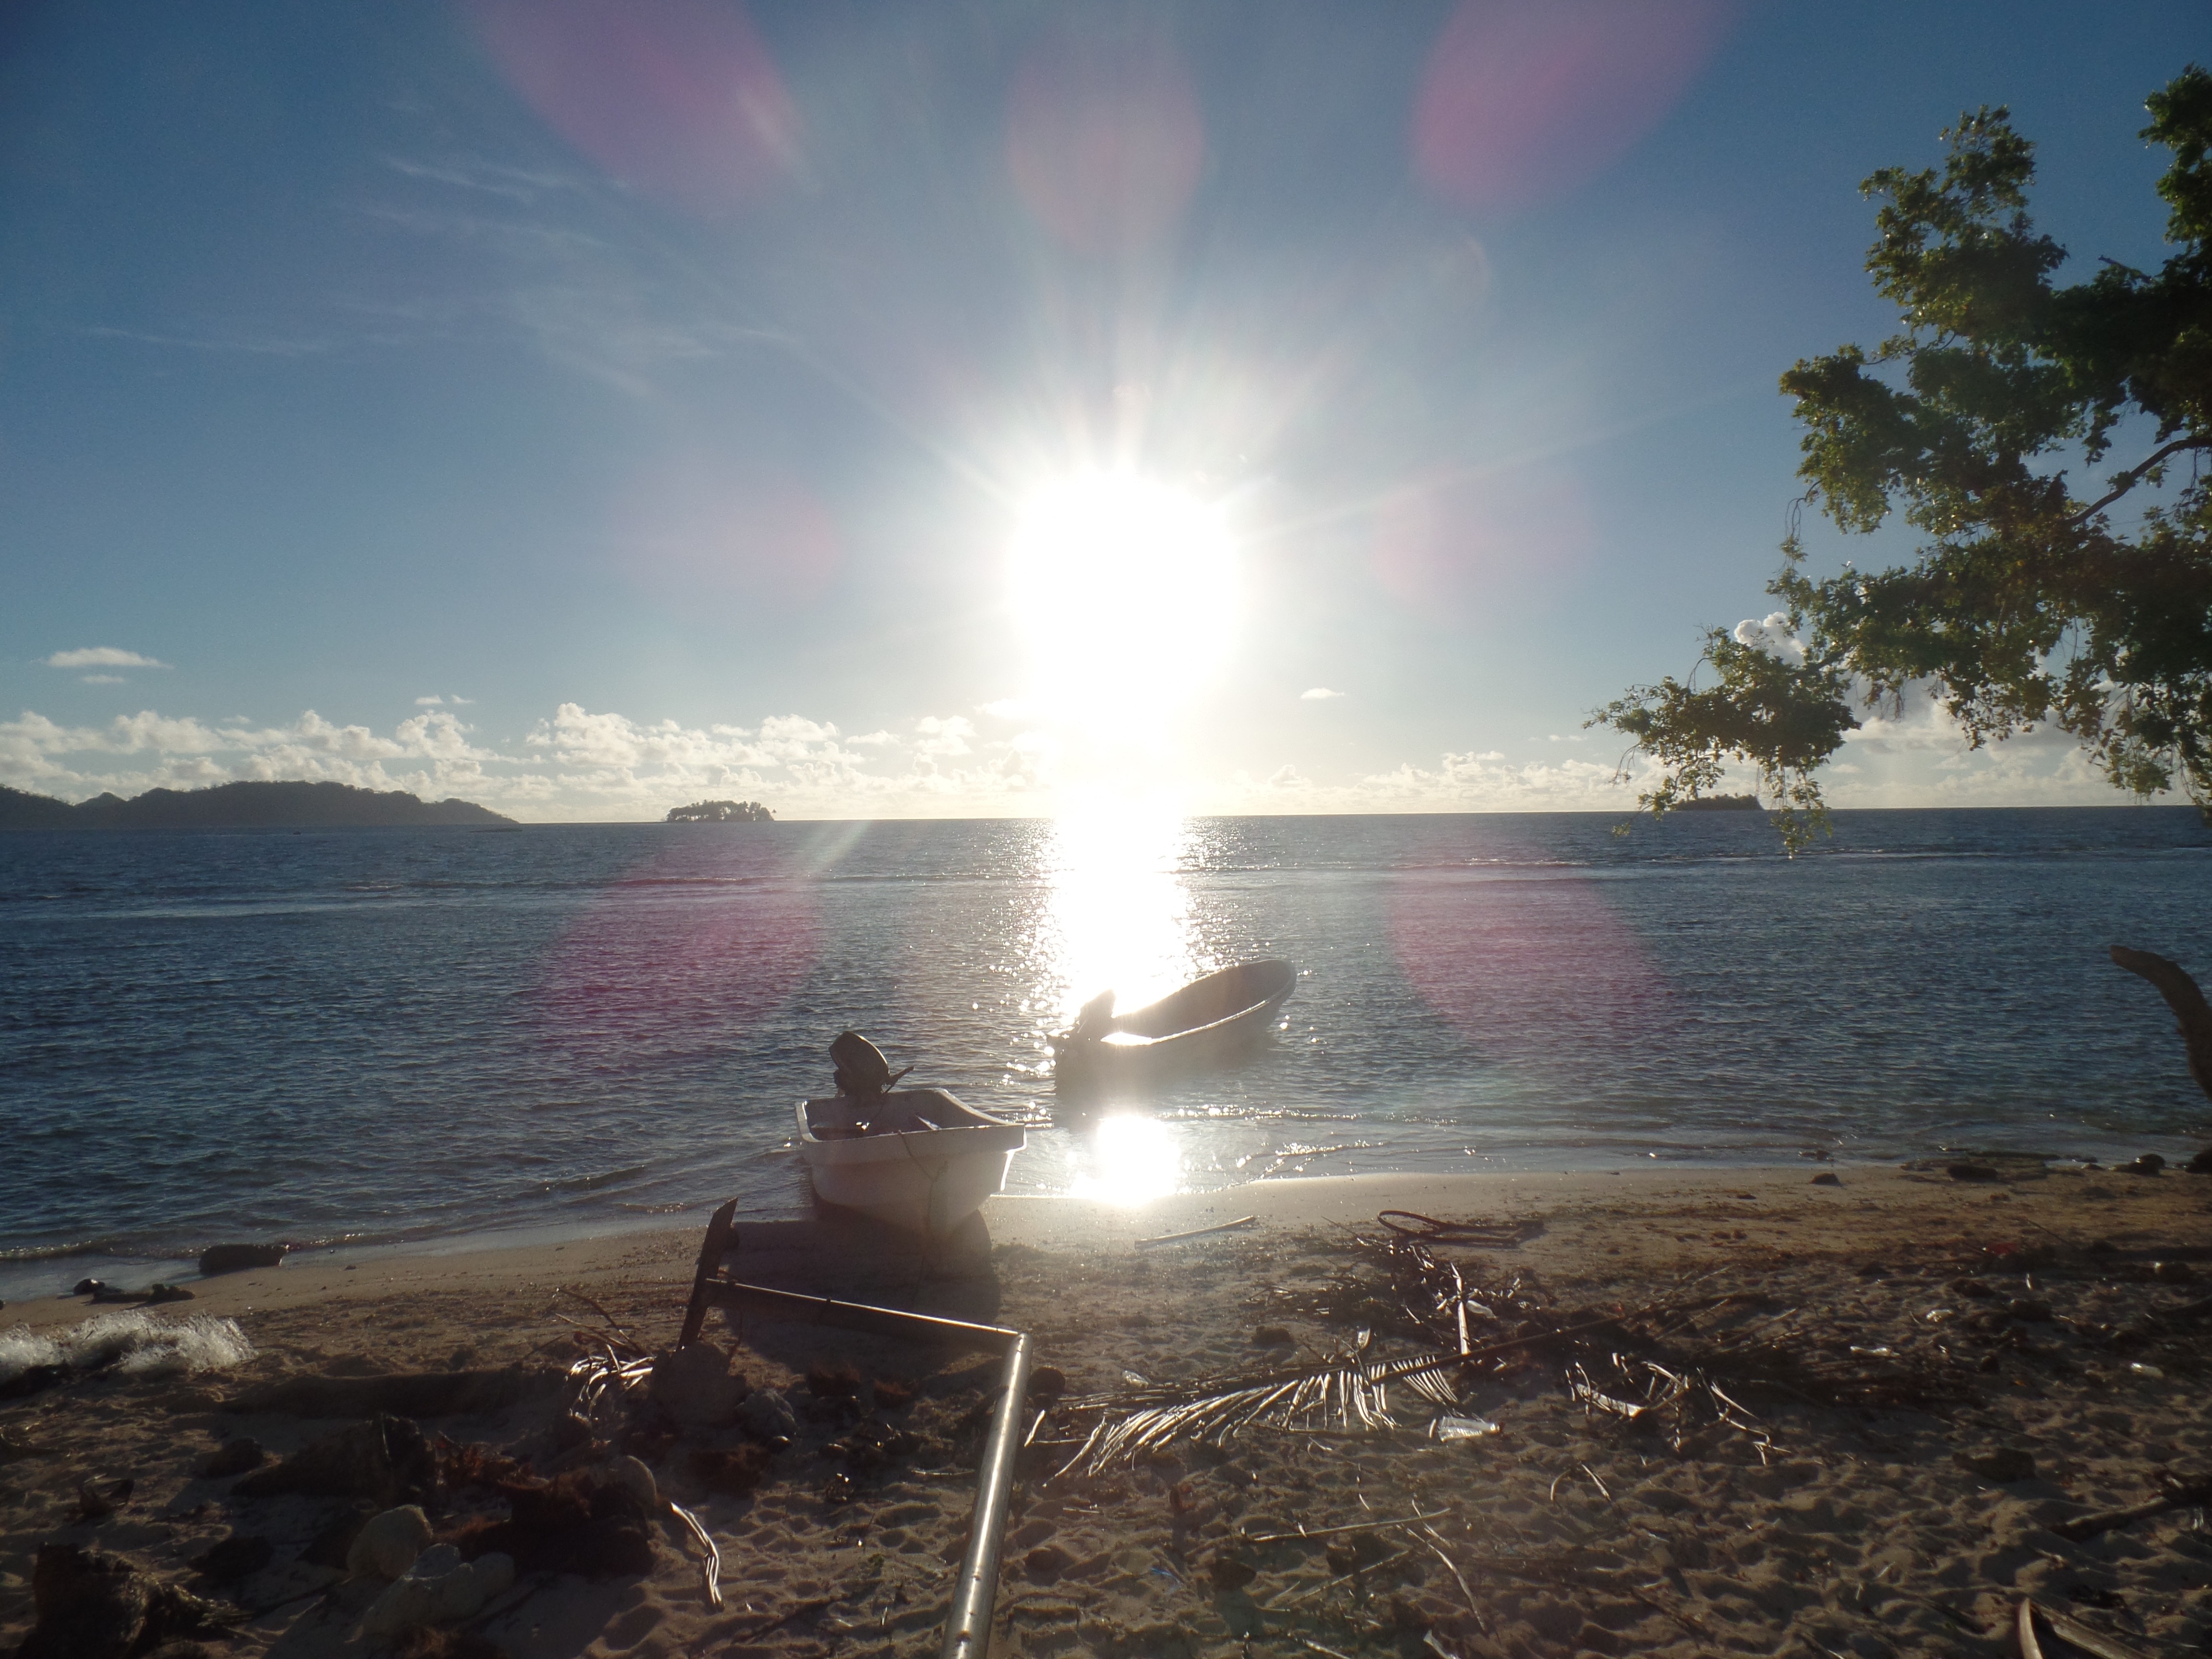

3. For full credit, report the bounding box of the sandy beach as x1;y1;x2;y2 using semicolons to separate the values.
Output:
6;1161;2212;1658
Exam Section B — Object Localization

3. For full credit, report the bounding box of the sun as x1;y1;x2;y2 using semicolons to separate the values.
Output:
1007;472;1238;725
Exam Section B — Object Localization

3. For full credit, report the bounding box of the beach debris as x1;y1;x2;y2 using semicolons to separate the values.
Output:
72;1278;107;1297
0;1311;254;1396
1432;1413;1501;1441
189;1533;274;1582
873;1375;917;1410
2050;1469;2212;1541
667;1496;722;1609
1376;1211;1536;1246
1952;1445;2036;1483
736;1385;799;1448
72;1475;134;1522
89;1282;195;1305
2190;1146;2212;1174
647;1342;746;1428
449;1465;657;1576
1026;1365;1067;1400
360;1543;516;1638
232;1413;437;1506
2018;1595;2158;1659
222;1364;558;1419
14;1543;240;1659
1251;1324;1295;1347
0;1425;36;1463
1136;1215;1258;1247
1947;1163;2000;1182
1810;1172;1841;1186
2118;1153;2166;1177
805;1358;862;1398
2109;945;2212;1104
347;1504;434;1578
198;1242;287;1277
199;1436;264;1478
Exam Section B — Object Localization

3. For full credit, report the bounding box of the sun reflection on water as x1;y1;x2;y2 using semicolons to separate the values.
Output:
1036;801;1210;1031
1066;1113;1183;1205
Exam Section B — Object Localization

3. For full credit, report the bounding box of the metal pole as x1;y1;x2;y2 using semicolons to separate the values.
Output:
680;1271;1031;1659
940;1331;1031;1659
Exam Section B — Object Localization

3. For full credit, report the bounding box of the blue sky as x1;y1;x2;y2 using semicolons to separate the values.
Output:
1;1;2200;819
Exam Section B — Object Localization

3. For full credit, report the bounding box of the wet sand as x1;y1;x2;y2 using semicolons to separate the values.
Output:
5;1162;2212;1657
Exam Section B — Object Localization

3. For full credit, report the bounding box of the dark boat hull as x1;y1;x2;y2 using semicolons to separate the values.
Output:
1051;959;1296;1084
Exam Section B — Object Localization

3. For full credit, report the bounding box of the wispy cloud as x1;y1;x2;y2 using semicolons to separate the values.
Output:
83;325;329;358
79;674;126;685
1300;687;1346;700
45;648;171;670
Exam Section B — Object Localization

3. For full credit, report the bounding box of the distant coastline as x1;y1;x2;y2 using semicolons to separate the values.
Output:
1670;793;1761;812
0;780;515;830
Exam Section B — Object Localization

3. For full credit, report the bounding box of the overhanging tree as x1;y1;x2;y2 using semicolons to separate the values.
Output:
1595;67;2212;850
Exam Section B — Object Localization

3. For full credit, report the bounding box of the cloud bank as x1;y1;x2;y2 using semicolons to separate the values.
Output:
0;687;2159;822
44;648;170;670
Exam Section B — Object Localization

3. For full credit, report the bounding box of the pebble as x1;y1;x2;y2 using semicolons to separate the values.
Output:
736;1387;799;1447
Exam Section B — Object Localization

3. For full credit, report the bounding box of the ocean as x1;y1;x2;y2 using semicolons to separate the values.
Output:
3;807;2208;1298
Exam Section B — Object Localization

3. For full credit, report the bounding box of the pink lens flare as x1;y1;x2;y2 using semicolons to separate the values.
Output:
1389;844;1675;1064
1007;24;1205;255
469;0;799;215
1412;0;1735;213
612;458;844;608
1368;465;1596;615
540;839;818;1059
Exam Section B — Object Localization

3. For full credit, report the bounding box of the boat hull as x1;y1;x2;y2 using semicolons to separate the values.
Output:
1053;958;1296;1085
796;1090;1025;1237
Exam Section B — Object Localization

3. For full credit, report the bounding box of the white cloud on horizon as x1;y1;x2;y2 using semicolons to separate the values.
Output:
79;674;126;685
0;686;2171;822
1300;687;1345;700
45;648;171;670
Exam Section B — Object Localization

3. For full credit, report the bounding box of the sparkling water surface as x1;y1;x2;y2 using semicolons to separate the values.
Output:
3;808;2208;1296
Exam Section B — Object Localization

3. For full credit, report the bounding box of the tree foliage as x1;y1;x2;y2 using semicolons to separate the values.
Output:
1595;68;2212;849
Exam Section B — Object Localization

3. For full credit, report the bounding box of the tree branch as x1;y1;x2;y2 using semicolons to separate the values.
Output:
2064;435;2211;527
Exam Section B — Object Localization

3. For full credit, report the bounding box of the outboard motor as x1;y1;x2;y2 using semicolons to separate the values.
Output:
830;1030;913;1100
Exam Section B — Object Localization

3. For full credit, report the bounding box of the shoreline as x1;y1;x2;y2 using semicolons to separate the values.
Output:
10;1133;2210;1308
7;1163;2212;1656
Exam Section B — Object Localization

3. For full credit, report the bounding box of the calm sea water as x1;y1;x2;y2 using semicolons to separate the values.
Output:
3;808;2209;1297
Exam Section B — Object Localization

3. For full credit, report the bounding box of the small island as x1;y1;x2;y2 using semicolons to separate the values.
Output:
0;780;515;830
1671;793;1761;812
665;799;774;823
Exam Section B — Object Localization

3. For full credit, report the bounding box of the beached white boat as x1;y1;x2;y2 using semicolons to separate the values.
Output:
1052;958;1297;1087
795;1088;1026;1236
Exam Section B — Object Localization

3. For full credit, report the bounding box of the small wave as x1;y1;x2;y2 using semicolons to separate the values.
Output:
538;1165;651;1195
0;1310;255;1384
0;1239;191;1266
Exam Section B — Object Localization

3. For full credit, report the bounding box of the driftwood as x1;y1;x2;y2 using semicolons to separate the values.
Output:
2110;946;2212;1102
2050;1470;2212;1542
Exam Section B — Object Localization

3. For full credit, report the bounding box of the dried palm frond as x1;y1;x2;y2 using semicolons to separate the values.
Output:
1054;1344;1473;1475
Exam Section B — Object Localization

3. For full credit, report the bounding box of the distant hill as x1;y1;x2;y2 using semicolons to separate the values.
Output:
0;780;516;830
665;799;774;823
1671;793;1761;812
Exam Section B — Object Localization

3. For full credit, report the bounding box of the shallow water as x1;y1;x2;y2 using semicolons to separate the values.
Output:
3;807;2208;1296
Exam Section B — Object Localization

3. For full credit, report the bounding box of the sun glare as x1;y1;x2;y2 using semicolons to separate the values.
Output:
1066;1113;1183;1206
1008;472;1238;725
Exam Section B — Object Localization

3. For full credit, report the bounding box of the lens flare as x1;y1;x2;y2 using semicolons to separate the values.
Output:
470;0;798;215
1007;25;1204;254
1412;0;1734;212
